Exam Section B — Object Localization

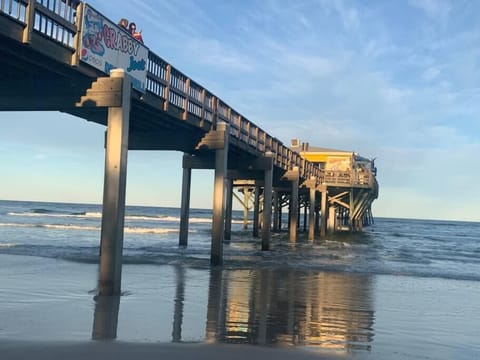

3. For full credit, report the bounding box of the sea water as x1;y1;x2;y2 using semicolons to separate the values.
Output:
0;200;479;359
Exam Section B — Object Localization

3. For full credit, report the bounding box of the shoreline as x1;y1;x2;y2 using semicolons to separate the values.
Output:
0;341;343;360
0;339;344;360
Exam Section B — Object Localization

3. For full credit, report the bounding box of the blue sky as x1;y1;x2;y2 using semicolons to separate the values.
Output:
1;0;479;221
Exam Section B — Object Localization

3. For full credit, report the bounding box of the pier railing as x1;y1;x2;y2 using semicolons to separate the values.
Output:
321;170;374;188
145;50;321;179
0;1;377;189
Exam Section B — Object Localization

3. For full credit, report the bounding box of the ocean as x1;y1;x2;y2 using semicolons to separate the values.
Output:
0;199;479;359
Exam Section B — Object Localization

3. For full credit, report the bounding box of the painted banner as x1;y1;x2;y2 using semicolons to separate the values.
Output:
79;4;148;92
325;156;351;171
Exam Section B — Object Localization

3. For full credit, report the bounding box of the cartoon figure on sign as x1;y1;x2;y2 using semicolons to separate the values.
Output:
82;8;104;57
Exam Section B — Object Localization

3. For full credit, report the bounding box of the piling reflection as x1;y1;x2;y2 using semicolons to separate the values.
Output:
172;265;185;342
205;268;375;351
90;265;375;351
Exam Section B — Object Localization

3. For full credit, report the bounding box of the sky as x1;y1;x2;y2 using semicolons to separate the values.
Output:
1;0;479;221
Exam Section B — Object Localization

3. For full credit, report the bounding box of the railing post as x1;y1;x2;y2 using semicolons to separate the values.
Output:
164;64;171;112
212;97;219;129
22;0;36;44
183;78;190;120
71;2;84;67
200;89;206;128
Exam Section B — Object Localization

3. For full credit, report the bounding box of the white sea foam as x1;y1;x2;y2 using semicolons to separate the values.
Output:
0;223;33;228
7;211;103;219
43;224;100;231
6;211;217;223
0;222;187;234
0;243;16;248
83;212;102;218
124;227;180;234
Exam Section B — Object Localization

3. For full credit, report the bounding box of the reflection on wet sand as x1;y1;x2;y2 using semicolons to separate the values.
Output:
206;269;375;351
91;266;375;352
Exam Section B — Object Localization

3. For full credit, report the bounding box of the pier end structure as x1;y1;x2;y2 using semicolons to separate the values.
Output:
291;140;378;234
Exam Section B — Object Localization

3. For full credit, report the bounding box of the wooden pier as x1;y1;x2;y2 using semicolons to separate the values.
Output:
0;0;378;295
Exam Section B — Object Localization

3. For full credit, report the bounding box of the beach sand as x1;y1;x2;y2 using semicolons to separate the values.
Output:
1;254;479;359
0;341;342;360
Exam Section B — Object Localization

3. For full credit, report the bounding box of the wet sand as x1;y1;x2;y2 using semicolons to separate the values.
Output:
1;254;479;359
0;341;341;360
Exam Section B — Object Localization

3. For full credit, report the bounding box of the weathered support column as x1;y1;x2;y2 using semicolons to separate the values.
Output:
308;178;316;241
210;122;229;266
328;206;336;233
349;188;355;231
98;69;131;296
179;159;192;247
303;201;307;232
242;187;252;230
272;190;279;232
253;182;260;238
224;179;233;242
289;167;299;243
278;196;283;230
320;185;328;238
92;295;121;340
298;202;302;230
261;152;274;251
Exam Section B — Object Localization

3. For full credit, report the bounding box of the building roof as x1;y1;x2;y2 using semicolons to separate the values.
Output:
301;145;353;154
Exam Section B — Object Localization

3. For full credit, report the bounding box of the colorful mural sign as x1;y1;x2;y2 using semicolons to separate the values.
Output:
325;156;351;171
79;4;148;92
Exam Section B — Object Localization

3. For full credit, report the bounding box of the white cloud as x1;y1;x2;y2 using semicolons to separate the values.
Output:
284;54;336;77
408;0;451;19
422;66;442;82
328;0;361;30
185;38;255;72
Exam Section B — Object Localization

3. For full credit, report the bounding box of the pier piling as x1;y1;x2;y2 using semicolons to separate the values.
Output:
253;182;260;238
210;122;229;266
224;179;233;242
320;185;327;237
308;177;316;241
261;152;274;250
289;167;300;243
98;69;131;296
179;161;192;247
